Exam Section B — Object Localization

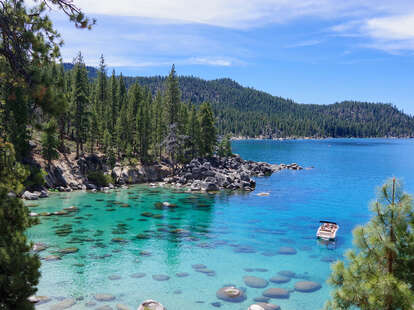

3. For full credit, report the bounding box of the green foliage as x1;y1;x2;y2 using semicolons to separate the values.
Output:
87;171;113;187
199;102;217;156
0;141;40;310
41;118;59;167
121;75;414;138
218;134;232;157
0;188;41;310
165;64;180;126
72;53;90;158
186;104;201;159
0;0;93;160
325;178;414;310
0;140;28;193
23;167;47;190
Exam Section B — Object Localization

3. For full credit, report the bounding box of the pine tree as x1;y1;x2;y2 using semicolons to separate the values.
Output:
72;53;89;158
163;124;186;174
199;102;217;157
325;178;414;310
126;83;140;156
165;64;180;126
136;88;152;162
187;104;201;159
88;105;99;154
3;85;30;161
152;91;165;161
41;118;59;168
108;69;118;132
0;140;40;310
96;55;108;136
118;73;127;111
103;129;111;154
218;134;232;157
56;64;69;152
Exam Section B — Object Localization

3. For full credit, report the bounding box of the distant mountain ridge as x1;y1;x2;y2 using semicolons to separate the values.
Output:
64;63;414;138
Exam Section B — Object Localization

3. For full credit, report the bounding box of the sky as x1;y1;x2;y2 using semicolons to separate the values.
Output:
51;0;414;113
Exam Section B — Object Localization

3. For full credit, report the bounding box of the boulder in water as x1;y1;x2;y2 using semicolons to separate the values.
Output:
277;246;297;255
277;270;296;278
49;298;76;310
116;304;131;310
94;293;116;302
243;276;268;288
152;274;170;281
216;286;247;303
269;275;291;284
294;281;322;293
262;288;289;299
248;305;265;310
22;191;40;200
254;303;281;310
137;300;165;310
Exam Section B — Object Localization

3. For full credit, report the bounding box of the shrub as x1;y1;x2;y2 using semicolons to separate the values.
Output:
87;170;113;187
23;166;47;189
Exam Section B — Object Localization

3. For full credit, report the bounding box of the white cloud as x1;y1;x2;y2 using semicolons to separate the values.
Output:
332;13;414;52
284;39;322;48
363;13;414;40
187;57;233;66
76;0;414;29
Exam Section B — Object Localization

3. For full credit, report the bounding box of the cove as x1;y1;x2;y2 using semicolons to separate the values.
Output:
28;138;414;310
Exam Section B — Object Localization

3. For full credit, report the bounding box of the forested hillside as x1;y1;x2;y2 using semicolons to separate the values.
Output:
62;63;414;138
122;75;414;138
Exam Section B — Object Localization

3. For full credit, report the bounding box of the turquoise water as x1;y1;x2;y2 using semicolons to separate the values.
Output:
28;139;414;310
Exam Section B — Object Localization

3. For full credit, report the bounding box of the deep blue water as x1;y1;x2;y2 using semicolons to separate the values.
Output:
28;139;414;310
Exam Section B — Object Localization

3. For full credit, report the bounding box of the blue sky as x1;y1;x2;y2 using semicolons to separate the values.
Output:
52;0;414;113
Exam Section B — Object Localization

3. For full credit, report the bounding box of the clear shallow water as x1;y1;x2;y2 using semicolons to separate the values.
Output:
28;139;414;310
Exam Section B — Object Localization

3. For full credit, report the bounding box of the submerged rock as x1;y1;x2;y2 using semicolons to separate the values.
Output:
262;288;289;299
116;304;131;310
43;255;61;261
59;247;79;254
96;306;113;310
152;274;170;281
294;281;322;293
176;272;189;277
277;246;297;255
269;275;291;284
253;297;270;303
49;298;76;310
28;295;51;305
254;303;281;310
32;242;48;253
108;274;122;280
249;305;265;310
277;270;296;278
94;293;115;302
130;272;146;278
243;276;268;288
84;301;96;307
216;286;247;303
137;300;165;310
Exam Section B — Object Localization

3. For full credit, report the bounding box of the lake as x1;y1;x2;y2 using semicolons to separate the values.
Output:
28;138;414;310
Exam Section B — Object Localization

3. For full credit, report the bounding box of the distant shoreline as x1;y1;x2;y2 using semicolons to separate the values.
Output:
231;136;414;141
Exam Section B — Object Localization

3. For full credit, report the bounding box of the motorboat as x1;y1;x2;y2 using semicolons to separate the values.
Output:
316;221;339;240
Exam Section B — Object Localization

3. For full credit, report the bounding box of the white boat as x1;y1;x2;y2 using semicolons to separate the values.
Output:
316;221;339;240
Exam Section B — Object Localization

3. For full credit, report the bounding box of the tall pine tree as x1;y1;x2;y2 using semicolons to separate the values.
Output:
72;53;89;158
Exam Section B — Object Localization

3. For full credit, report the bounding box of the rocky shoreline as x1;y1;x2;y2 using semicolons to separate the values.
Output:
162;155;303;192
23;153;306;200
